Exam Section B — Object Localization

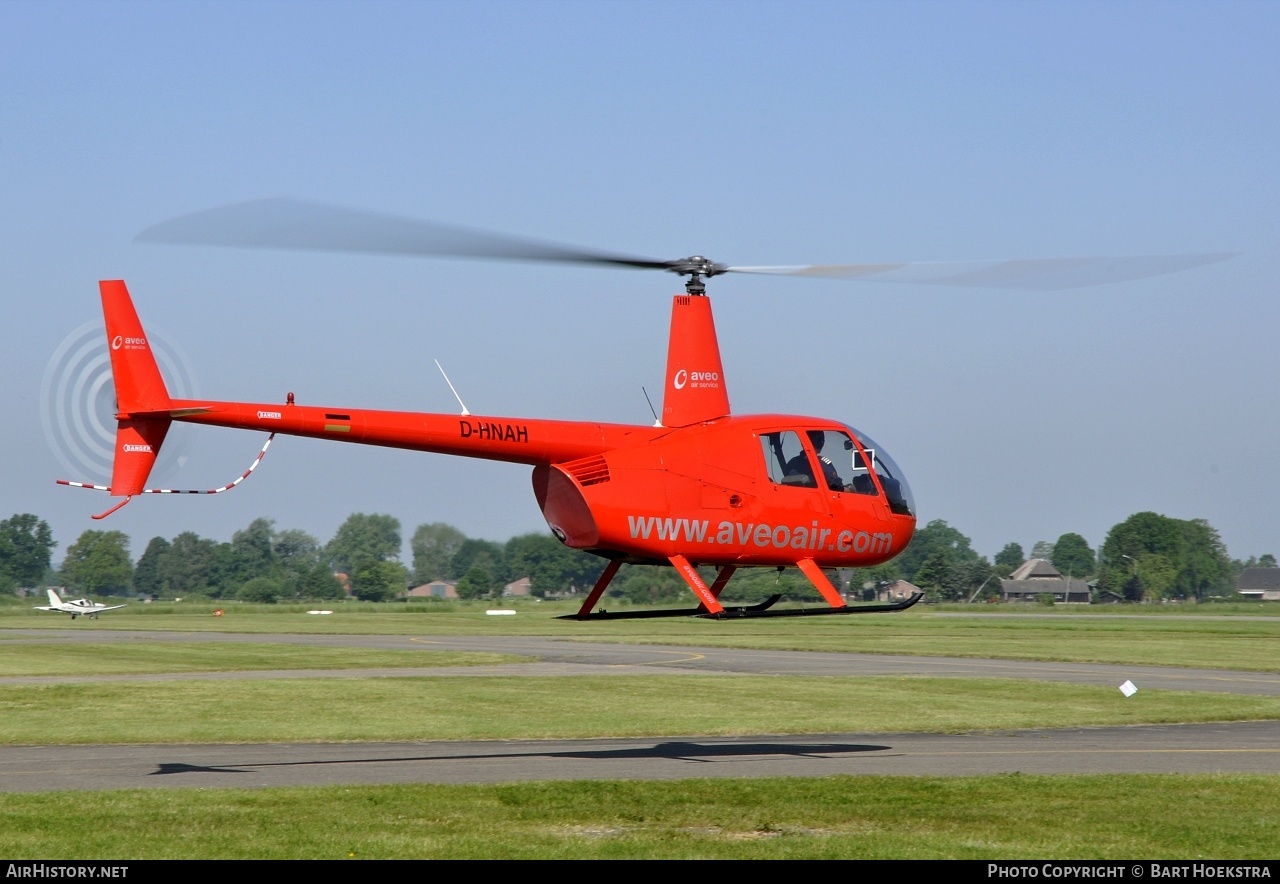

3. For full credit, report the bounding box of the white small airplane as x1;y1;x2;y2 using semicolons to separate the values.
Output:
34;588;126;620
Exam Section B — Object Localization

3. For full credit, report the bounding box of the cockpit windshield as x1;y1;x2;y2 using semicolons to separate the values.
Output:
757;426;915;517
846;426;916;516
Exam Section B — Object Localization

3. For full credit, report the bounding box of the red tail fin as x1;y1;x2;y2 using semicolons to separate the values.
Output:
101;280;171;413
100;280;172;496
660;294;730;428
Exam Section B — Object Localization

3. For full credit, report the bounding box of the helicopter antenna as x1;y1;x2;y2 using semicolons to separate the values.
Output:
642;386;661;427
434;360;471;416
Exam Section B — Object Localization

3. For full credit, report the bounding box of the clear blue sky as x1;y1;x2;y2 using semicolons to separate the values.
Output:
4;0;1277;567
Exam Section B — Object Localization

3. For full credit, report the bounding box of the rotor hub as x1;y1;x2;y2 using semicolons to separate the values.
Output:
667;256;728;294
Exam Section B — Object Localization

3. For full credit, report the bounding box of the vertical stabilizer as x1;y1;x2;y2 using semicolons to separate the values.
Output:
98;280;173;498
100;280;171;413
660;294;730;428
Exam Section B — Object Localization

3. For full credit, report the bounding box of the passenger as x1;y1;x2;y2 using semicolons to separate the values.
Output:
851;449;878;494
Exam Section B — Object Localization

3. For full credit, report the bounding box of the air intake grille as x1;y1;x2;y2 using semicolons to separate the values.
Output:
563;455;610;486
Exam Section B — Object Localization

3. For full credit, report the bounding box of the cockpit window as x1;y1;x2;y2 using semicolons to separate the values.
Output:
846;426;915;516
805;429;877;496
762;428;914;516
760;431;816;487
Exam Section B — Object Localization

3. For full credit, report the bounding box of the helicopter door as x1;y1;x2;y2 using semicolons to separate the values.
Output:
761;430;818;488
758;430;836;518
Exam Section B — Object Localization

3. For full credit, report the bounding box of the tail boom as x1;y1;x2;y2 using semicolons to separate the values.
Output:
165;398;655;466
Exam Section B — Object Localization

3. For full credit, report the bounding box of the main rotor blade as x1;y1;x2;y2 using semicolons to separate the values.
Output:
726;253;1238;291
138;197;1238;291
136;197;673;271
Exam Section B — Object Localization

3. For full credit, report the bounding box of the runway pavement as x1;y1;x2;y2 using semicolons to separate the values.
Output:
1;722;1278;792
1;629;1277;791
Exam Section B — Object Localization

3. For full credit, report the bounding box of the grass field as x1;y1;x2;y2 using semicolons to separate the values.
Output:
2;775;1276;859
4;597;1277;670
1;600;1277;859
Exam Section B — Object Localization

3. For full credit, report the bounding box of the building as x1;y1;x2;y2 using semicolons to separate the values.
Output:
407;579;458;599
1000;558;1091;604
875;579;921;603
503;577;533;597
1236;568;1280;601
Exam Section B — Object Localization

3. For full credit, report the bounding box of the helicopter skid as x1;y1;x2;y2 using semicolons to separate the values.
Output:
558;591;923;621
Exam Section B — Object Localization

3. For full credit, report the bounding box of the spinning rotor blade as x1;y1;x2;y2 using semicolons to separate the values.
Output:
136;197;673;271
725;253;1238;291
138;197;1238;291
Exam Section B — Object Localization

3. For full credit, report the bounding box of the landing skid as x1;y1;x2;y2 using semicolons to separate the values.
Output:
702;591;924;619
557;594;783;621
558;592;923;621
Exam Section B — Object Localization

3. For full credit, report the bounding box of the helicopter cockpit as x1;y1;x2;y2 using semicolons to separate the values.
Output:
760;426;915;517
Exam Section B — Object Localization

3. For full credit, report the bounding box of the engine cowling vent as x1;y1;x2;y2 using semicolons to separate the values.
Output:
562;454;610;486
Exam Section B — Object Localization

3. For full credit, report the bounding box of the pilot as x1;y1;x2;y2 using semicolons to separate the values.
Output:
782;449;815;486
784;432;842;490
808;431;844;491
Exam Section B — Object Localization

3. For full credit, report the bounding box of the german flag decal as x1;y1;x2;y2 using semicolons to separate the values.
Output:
324;413;351;433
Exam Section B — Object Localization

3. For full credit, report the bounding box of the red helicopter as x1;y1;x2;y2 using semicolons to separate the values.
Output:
58;199;1233;619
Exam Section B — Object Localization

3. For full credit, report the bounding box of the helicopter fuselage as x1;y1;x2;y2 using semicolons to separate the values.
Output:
164;401;915;570
70;279;919;619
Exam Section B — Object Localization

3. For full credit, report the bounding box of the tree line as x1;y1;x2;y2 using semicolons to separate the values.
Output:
853;512;1274;603
0;509;1274;605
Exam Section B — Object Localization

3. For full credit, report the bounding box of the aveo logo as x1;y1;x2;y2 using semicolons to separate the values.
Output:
673;369;719;390
111;335;147;350
122;444;153;453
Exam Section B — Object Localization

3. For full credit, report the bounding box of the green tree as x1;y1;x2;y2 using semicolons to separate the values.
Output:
1029;540;1055;560
455;564;495;600
132;536;171;597
1099;512;1230;601
411;522;467;583
274;529;321;570
993;542;1024;570
1051;533;1095;579
609;565;688;604
60;530;132;596
895;520;986;600
894;520;981;580
1174;519;1231;599
350;560;407;602
1261;554;1278;568
503;532;605;597
159;532;226;597
0;514;57;591
449;538;505;584
237;576;283;604
273;528;323;599
229;518;280;587
327;513;402;576
1134;552;1178;600
913;551;989;601
715;566;819;604
297;563;345;600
